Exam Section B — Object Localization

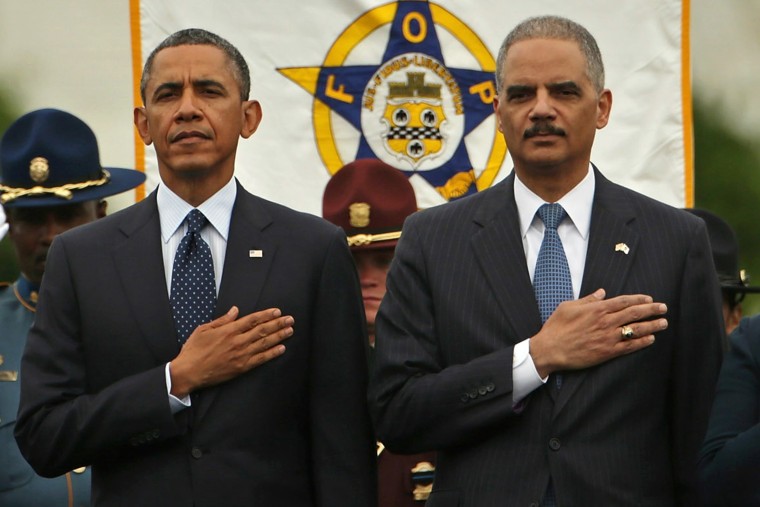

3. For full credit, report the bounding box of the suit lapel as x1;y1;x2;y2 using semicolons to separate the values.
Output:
554;169;640;416
194;183;277;422
112;193;179;363
470;175;543;342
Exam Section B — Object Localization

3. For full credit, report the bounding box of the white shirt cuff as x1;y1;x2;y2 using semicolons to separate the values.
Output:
165;362;191;413
512;338;546;405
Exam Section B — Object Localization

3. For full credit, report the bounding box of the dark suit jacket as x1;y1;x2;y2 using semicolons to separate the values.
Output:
369;169;723;507
15;182;376;507
699;315;760;506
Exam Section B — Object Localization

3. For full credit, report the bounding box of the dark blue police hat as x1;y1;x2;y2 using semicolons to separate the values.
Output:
685;208;760;294
0;108;145;208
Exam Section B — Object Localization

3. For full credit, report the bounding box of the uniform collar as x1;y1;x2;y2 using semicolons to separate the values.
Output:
14;275;39;311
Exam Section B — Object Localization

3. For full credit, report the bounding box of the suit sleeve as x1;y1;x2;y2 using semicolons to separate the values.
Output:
698;316;760;506
671;220;725;506
309;229;377;506
14;236;182;477
369;214;517;453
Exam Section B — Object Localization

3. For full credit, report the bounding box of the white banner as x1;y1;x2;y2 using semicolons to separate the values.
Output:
133;0;691;214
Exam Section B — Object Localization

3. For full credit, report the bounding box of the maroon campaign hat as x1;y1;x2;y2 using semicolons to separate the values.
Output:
322;159;417;250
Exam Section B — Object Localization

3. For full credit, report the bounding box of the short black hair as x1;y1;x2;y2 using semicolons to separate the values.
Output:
140;28;251;102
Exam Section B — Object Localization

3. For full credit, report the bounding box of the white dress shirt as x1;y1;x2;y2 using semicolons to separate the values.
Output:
511;166;595;404
157;177;237;411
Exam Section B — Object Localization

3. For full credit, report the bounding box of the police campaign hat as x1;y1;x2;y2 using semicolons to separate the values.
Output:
0;108;145;207
685;208;760;294
322;159;417;250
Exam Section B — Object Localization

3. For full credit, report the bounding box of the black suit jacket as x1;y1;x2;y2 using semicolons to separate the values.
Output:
15;182;376;507
370;169;723;507
699;315;760;506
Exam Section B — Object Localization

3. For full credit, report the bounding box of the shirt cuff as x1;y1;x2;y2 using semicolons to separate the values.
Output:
165;362;191;413
512;338;546;405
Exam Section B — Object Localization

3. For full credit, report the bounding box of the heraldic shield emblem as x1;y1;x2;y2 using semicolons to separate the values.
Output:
381;72;446;168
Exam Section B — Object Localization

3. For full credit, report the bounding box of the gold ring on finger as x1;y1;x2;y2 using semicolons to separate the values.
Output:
621;325;634;340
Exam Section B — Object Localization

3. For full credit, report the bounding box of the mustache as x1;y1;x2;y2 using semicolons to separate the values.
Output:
524;122;566;139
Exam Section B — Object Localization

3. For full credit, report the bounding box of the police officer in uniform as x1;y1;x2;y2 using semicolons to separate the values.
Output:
0;108;144;506
684;208;760;336
322;158;436;506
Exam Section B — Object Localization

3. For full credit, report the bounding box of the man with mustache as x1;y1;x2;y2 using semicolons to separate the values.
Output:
0;108;145;506
370;15;723;506
14;29;375;507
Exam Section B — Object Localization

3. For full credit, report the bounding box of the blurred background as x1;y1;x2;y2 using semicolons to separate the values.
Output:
2;0;760;313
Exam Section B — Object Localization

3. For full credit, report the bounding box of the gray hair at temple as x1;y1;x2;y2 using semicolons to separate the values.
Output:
495;15;605;95
139;28;251;102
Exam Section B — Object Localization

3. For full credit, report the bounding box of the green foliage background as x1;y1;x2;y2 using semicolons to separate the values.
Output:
1;96;759;316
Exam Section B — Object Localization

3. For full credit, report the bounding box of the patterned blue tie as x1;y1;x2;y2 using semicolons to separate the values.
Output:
534;203;573;394
534;203;573;324
170;209;217;345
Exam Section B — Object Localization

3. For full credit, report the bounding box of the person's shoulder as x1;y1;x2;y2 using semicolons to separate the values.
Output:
731;315;760;356
238;190;343;238
408;179;509;226
601;177;704;232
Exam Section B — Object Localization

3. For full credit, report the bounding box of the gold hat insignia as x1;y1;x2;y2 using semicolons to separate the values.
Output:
29;157;50;183
349;202;370;228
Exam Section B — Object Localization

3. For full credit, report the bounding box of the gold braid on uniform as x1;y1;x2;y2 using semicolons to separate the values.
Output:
347;231;401;247
0;170;111;204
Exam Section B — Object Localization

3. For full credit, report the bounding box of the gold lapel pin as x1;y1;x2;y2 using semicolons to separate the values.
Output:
249;250;263;258
615;243;630;255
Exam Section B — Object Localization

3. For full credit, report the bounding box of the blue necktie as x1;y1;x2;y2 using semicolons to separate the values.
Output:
534;203;573;394
534;203;573;324
170;209;217;345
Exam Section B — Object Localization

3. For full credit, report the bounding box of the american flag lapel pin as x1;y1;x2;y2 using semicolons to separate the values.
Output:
249;249;263;258
614;243;630;255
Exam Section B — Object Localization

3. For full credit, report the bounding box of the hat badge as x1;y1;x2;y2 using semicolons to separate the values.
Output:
29;156;50;183
349;202;370;228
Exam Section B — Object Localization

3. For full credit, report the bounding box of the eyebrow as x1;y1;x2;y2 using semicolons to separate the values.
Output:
546;81;581;92
505;80;582;96
150;79;228;101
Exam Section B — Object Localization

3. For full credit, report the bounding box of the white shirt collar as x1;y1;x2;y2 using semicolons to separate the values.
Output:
157;177;237;243
514;165;595;239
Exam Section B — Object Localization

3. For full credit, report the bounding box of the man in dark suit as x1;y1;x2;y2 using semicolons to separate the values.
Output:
14;29;375;507
369;15;723;506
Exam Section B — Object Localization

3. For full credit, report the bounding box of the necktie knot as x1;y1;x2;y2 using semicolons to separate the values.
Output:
537;203;566;231
185;209;208;234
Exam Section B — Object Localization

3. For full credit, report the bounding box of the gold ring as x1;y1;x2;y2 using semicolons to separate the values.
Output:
621;325;634;339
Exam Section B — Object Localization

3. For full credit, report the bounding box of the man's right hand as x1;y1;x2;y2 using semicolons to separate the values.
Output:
529;288;667;379
169;306;293;397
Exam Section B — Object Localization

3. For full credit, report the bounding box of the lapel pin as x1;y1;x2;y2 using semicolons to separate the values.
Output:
249;249;263;258
615;243;630;255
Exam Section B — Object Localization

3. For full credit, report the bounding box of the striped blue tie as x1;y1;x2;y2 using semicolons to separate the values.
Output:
170;209;217;345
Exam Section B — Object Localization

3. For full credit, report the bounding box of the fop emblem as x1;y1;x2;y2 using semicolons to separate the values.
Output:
279;1;505;205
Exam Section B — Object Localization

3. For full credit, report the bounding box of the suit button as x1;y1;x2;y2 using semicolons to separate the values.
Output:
191;447;203;459
549;438;561;451
486;382;495;392
460;393;470;403
478;385;488;395
468;389;478;399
